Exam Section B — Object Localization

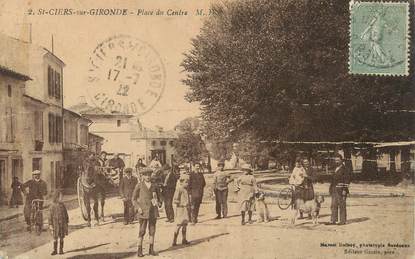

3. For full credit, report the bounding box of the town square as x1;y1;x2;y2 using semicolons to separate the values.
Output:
0;0;414;258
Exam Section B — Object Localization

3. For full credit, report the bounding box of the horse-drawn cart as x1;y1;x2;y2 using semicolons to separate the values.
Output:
77;166;121;221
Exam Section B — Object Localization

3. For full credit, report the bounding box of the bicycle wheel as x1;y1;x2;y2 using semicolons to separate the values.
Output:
278;187;293;210
77;177;89;221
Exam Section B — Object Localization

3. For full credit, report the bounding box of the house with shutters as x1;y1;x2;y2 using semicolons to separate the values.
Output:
0;33;66;197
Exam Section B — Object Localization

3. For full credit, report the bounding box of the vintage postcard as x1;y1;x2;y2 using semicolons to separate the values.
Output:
0;0;414;259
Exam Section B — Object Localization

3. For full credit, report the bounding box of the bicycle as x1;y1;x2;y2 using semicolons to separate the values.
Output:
30;199;46;235
277;185;306;210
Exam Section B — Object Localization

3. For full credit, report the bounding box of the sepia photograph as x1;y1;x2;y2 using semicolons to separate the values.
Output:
0;0;414;258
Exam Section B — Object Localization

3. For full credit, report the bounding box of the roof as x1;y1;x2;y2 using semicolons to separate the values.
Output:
374;141;415;148
0;65;31;81
63;108;92;123
68;102;133;117
131;128;178;139
88;132;104;140
23;94;48;106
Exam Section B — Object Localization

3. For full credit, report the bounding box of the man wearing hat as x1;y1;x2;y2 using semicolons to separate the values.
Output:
213;161;233;219
22;170;48;231
189;163;206;224
132;168;162;257
119;168;138;224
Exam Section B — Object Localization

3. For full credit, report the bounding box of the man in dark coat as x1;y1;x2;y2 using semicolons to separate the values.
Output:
132;168;162;257
22;170;48;231
119;168;138;224
163;168;178;222
189;163;206;224
328;154;352;225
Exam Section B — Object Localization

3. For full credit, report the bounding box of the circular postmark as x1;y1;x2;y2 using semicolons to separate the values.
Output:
87;35;166;116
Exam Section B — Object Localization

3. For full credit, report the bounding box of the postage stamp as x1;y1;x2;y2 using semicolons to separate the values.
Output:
87;35;166;116
349;1;410;76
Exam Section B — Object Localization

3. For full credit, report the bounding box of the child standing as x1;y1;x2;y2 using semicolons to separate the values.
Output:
48;191;69;255
9;176;23;208
172;174;191;246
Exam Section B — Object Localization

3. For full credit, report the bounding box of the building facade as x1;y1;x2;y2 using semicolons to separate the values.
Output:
0;67;30;204
69;100;178;168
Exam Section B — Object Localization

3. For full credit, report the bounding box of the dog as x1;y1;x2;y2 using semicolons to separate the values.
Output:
291;195;324;225
255;191;270;223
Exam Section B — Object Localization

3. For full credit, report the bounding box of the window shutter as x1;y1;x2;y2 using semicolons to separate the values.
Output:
48;66;52;96
6;107;13;142
48;113;52;143
56;73;61;99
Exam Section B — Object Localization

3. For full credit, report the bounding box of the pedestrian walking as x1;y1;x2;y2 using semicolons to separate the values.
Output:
172;174;191;246
48;190;69;255
213;161;233;219
189;163;206;224
9;176;23;208
328;154;351;225
132;168;162;257
163;167;179;222
119;168;138;224
22;170;48;232
236;164;257;225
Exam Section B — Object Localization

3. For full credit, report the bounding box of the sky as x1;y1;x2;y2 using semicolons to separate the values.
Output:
0;0;218;130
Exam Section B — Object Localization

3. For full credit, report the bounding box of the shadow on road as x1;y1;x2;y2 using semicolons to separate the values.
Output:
66;251;136;259
66;243;111;254
69;224;86;230
346;217;370;224
198;214;240;223
158;232;230;254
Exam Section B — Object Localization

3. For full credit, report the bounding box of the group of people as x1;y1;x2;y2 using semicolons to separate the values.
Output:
117;161;206;257
14;151;352;257
289;155;352;225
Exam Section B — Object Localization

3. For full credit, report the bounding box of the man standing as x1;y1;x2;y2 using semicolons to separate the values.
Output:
119;168;138;224
22;170;48;232
329;154;351;225
213;161;233;219
163;167;178;222
132;168;162;257
189;163;206;224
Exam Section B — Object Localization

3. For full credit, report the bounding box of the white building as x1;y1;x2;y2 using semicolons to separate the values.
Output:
69;99;178;168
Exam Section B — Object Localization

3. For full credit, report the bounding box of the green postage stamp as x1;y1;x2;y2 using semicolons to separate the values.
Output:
349;1;410;76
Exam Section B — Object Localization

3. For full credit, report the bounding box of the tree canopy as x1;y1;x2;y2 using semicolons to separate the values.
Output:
182;0;414;144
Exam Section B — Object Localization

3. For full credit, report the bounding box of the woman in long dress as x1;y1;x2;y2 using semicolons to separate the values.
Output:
236;165;257;225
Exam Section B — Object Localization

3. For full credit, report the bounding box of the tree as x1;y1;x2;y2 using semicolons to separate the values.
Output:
174;117;207;165
182;0;414;144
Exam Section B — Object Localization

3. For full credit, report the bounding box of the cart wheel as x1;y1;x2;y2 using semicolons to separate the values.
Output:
278;187;293;210
77;177;89;221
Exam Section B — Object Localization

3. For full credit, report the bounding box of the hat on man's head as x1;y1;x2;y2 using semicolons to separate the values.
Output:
124;167;133;174
32;170;41;175
140;168;153;175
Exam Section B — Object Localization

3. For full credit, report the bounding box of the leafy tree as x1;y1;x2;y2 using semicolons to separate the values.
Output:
174;117;206;165
182;0;414;144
